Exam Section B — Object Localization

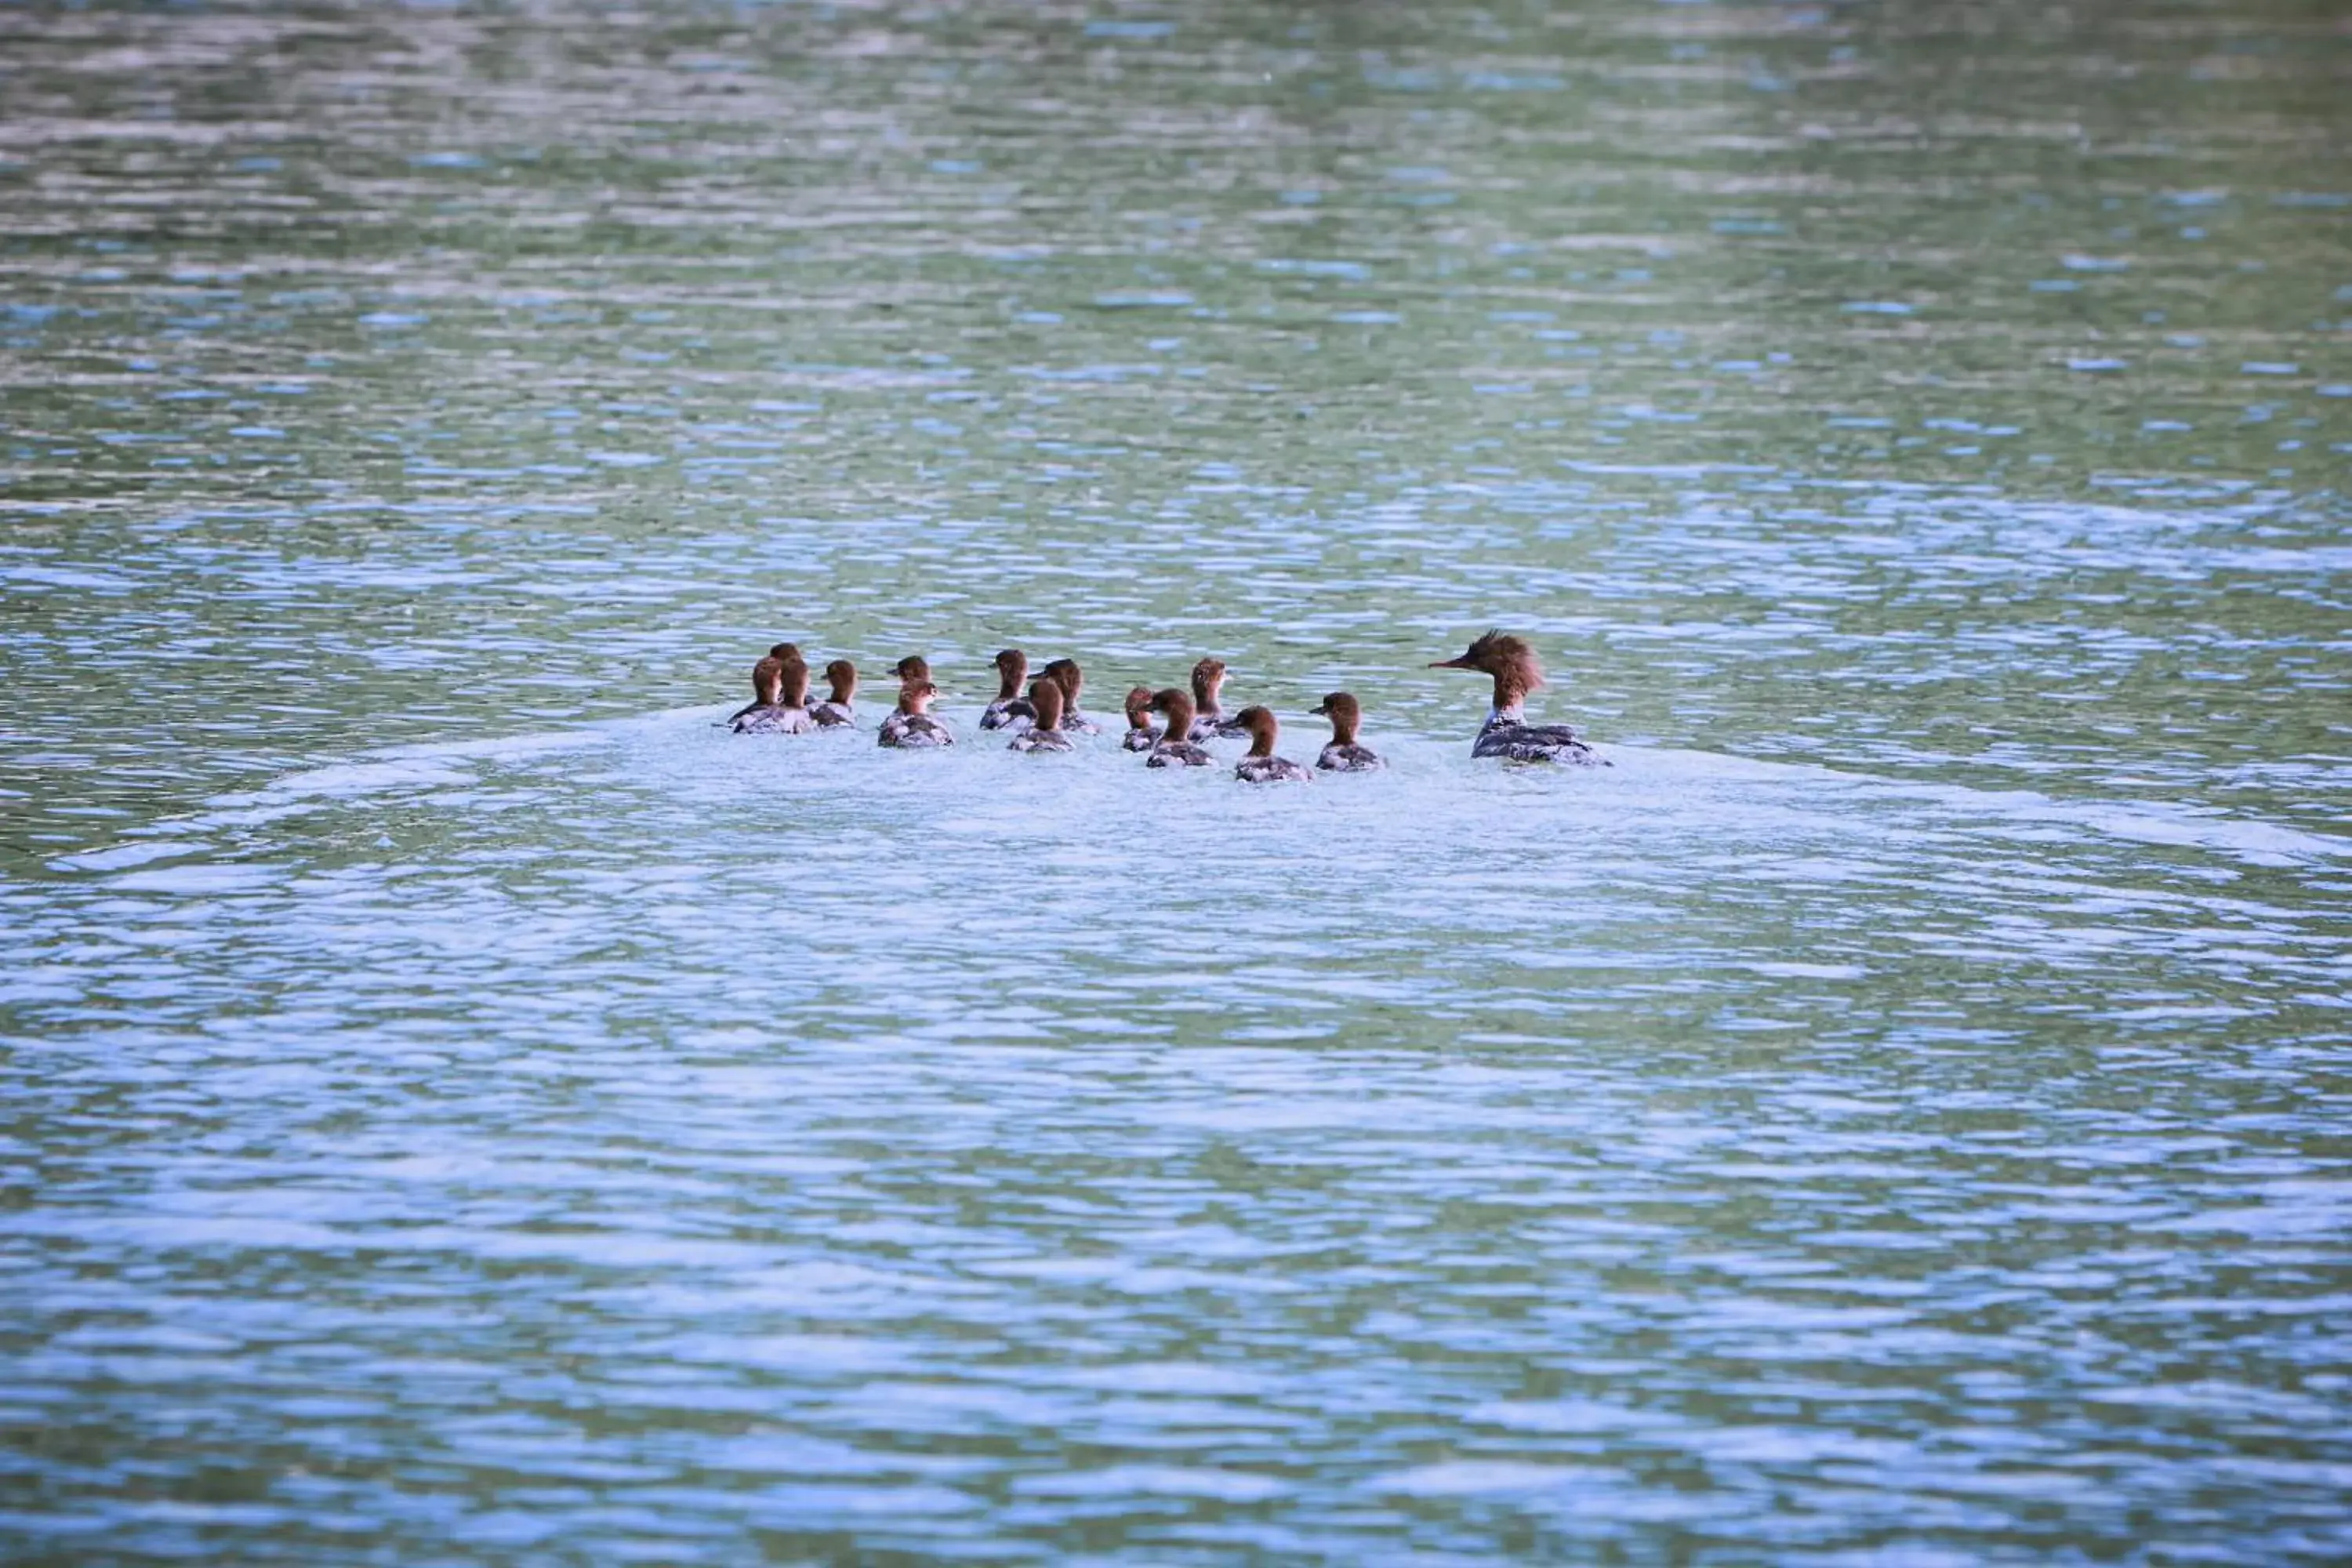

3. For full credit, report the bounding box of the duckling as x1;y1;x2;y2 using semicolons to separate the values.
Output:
1309;691;1384;771
1232;706;1313;783
979;648;1032;731
877;678;953;748
1007;677;1076;753
1120;685;1160;752
1144;688;1214;768
727;642;800;724
1187;657;1249;741
811;659;859;728
1040;658;1100;735
734;648;817;735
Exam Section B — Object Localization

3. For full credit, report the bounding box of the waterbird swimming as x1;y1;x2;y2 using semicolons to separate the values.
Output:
1144;688;1214;768
1120;685;1160;752
726;641;800;724
811;659;858;728
877;678;953;748
1429;631;1602;764
1232;706;1314;784
1309;692;1384;771
1187;658;1249;740
979;648;1031;731
1041;658;1099;735
733;647;816;735
1008;678;1076;753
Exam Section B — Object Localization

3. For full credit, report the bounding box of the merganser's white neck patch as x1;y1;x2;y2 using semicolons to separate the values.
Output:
1487;702;1526;726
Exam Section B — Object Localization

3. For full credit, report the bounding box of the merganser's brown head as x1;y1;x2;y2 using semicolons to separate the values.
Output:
1234;705;1279;757
752;642;800;701
1149;686;1197;738
1123;685;1155;729
1431;630;1544;711
991;648;1028;700
776;650;812;709
1189;658;1227;711
822;659;857;703
892;655;931;684
1042;657;1083;710
896;678;938;715
1027;676;1066;731
1310;691;1361;743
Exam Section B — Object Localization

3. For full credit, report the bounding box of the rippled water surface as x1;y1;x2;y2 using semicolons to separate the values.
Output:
3;0;2349;1559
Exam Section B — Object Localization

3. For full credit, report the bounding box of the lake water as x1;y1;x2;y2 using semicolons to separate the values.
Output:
2;0;2348;1559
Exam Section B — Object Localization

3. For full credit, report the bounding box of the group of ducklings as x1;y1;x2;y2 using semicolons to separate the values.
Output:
730;630;1602;771
728;644;1385;782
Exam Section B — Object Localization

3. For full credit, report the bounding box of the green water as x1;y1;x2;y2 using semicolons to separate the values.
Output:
2;0;2348;1559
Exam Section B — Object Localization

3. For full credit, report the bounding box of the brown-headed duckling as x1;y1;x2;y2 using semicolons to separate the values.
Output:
727;641;800;724
1232;706;1313;783
1309;691;1383;771
979;648;1031;731
1143;688;1214;768
877;678;953;748
811;659;859;728
1120;685;1160;752
734;646;816;735
1007;677;1076;753
1040;657;1099;734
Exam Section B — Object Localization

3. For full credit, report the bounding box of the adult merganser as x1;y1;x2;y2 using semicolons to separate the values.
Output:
1120;685;1160;752
1429;631;1603;764
1232;706;1313;783
1007;677;1075;752
1143;688;1214;768
811;659;859;728
1187;658;1249;741
877;679;954;748
1040;658;1100;735
726;642;800;724
979;648;1032;731
1308;691;1384;771
734;648;816;735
